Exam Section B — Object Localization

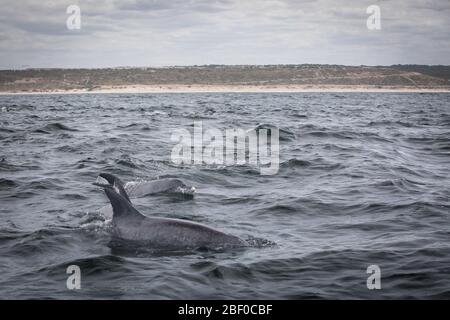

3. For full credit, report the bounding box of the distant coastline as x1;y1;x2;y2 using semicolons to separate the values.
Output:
1;84;450;95
1;65;450;94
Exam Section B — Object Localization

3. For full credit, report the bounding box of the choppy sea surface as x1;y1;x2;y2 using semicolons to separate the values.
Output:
0;92;449;299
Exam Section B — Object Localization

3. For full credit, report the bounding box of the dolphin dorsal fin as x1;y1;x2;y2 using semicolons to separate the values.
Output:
104;186;142;220
98;173;131;203
113;180;132;203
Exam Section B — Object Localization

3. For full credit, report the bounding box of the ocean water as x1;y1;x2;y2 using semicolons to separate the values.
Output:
0;92;449;299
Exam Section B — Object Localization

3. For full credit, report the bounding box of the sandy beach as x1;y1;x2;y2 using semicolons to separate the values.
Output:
1;84;450;95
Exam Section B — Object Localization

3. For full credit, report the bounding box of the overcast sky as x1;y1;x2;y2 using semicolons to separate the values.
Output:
0;0;449;69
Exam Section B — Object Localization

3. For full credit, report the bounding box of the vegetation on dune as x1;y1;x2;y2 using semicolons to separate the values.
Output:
0;65;449;92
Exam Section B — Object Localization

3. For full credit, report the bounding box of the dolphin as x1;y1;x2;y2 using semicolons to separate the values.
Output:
94;178;247;250
96;173;195;198
95;173;195;219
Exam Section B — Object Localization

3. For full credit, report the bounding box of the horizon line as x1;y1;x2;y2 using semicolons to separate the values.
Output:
2;63;450;71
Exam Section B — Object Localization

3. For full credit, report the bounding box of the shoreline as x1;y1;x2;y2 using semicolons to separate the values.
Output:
1;84;450;95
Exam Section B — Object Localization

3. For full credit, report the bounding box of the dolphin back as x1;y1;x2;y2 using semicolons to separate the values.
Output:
125;178;192;198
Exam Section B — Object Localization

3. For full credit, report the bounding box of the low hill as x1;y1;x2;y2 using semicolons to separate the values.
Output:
1;65;449;93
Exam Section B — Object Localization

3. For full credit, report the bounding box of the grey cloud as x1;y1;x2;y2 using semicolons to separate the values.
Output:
116;0;233;13
0;0;449;68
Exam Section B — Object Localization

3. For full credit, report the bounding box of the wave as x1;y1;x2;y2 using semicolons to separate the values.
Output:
37;254;129;276
34;123;78;133
0;127;15;133
251;123;296;141
368;120;414;127
117;123;152;131
0;178;17;189
280;158;312;168
302;130;354;140
0;160;40;172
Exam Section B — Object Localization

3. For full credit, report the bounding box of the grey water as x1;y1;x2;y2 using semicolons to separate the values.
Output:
0;92;449;299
